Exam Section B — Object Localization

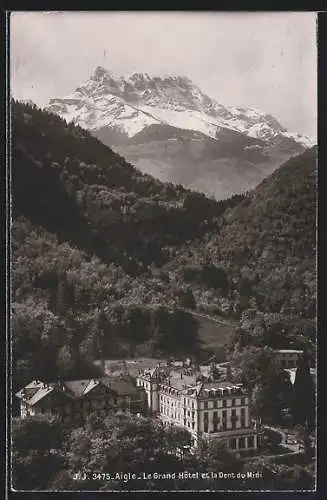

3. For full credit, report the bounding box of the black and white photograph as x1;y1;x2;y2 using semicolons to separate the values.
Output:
9;11;317;492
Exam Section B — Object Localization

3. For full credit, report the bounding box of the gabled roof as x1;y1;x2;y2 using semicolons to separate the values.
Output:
64;379;96;397
25;386;55;406
15;380;45;399
19;384;74;407
16;376;141;406
102;376;139;395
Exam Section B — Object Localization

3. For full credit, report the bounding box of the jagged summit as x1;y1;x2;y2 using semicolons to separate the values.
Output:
47;65;313;150
93;65;111;79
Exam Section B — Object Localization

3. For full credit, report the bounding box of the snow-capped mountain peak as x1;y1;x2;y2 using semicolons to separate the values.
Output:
46;66;314;149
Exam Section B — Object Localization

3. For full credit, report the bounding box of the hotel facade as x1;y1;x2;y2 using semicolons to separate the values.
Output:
136;364;261;451
273;349;303;370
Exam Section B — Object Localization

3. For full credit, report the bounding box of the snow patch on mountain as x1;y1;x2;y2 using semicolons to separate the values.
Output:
46;66;315;149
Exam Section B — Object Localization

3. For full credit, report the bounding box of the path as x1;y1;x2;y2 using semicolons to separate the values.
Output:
181;308;238;327
263;425;300;453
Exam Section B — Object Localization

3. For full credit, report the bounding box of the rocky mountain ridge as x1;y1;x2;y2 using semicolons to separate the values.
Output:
45;66;315;199
47;66;313;147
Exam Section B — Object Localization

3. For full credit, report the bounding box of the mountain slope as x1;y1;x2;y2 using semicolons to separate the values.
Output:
166;146;317;317
112;123;294;199
46;67;314;199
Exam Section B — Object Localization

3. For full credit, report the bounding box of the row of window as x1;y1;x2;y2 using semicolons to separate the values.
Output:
203;397;246;409
160;395;180;406
230;436;255;449
203;408;246;420
279;359;297;368
203;416;246;433
160;397;247;409
183;398;195;408
160;406;179;419
184;409;195;419
184;419;195;430
138;380;150;390
37;397;134;415
37;407;132;422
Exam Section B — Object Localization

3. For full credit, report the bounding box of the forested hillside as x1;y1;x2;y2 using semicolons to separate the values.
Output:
167;147;317;318
12;101;316;393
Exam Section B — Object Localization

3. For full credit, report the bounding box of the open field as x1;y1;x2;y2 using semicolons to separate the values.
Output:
186;310;237;362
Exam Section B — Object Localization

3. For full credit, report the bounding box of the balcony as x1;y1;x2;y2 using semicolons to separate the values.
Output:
203;427;259;438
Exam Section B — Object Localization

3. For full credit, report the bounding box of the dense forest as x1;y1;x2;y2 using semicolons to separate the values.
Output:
11;101;317;393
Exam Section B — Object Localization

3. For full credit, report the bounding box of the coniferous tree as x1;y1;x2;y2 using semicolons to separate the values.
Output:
292;347;315;431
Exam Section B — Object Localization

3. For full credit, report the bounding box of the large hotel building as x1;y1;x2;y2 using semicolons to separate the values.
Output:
136;363;261;451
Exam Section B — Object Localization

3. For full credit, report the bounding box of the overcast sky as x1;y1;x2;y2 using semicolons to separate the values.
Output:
10;11;317;138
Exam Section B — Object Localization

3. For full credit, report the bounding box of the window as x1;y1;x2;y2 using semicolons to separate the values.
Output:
192;401;194;409
213;421;218;432
213;410;218;420
241;397;245;406
192;411;194;420
222;421;227;430
204;412;208;421
192;422;195;429
204;422;208;433
231;409;236;416
204;401;208;409
241;408;245;416
232;398;236;406
188;410;190;417
239;437;245;449
241;417;246;428
222;410;227;418
222;399;227;408
184;419;186;426
213;400;218;409
248;436;254;448
230;438;237;449
231;420;236;430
